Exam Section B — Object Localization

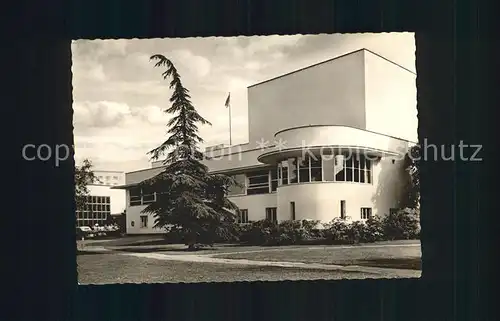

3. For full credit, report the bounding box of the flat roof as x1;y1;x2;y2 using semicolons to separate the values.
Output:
248;48;415;89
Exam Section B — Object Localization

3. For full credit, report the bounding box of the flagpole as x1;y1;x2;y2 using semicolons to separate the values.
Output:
228;99;232;146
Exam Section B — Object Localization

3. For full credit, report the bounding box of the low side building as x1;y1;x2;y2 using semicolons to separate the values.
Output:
76;170;126;227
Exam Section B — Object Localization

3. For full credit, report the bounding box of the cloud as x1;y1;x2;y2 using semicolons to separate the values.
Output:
171;49;212;78
72;33;415;172
72;39;128;59
245;35;303;56
73;101;131;129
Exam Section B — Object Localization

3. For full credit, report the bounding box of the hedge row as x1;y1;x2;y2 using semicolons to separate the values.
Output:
236;208;420;246
163;208;420;246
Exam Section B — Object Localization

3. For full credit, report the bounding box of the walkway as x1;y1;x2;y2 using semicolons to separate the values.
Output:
119;251;421;278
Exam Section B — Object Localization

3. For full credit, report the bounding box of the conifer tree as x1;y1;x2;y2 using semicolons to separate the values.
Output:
140;55;239;250
75;159;100;212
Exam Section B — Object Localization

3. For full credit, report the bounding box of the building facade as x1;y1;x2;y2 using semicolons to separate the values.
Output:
115;49;417;234
76;170;126;227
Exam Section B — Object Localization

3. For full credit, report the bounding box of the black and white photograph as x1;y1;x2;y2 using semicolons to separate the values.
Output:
73;32;421;284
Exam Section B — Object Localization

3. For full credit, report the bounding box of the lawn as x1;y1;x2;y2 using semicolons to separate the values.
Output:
216;244;421;270
77;239;421;284
77;252;377;284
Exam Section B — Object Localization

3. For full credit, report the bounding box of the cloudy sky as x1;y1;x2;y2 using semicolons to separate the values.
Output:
72;32;415;172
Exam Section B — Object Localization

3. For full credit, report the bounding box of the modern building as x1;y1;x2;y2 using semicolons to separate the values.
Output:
114;48;418;234
76;170;126;227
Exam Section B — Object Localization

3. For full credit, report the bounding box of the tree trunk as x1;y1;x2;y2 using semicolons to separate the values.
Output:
187;233;197;251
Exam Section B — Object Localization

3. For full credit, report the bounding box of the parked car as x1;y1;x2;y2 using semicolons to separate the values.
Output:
76;226;94;239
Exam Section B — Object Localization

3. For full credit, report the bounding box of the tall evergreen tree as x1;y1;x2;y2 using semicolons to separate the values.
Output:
140;55;239;250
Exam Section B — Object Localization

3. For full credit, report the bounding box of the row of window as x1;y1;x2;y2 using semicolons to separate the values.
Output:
236;202;374;223
76;212;109;220
279;154;372;185
228;154;373;197
97;175;120;181
126;205;376;229
83;196;111;204
236;207;277;223
78;204;111;212
127;154;374;205
129;187;156;206
76;195;111;226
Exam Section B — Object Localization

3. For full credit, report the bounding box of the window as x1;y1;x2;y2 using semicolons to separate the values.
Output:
323;157;335;181
265;207;277;223
270;168;278;192
290;202;296;220
340;200;346;219
131;221;135;227
279;160;289;185
298;156;310;183
129;188;142;206
361;207;372;220
237;209;249;223
334;155;346;181
129;187;157;205
142;186;156;204
353;155;360;182
75;193;111;227
228;174;246;196
247;169;270;195
350;154;372;183
322;154;372;184
345;156;354;181
140;215;148;228
363;156;372;184
288;158;298;183
310;156;322;181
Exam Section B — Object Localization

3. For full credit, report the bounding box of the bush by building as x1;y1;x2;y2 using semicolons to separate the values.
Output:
160;208;420;246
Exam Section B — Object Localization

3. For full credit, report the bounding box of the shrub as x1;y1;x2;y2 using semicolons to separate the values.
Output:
237;219;324;246
322;217;351;244
301;219;323;239
238;220;279;245
346;221;366;244
382;208;420;240
363;215;385;242
275;220;304;245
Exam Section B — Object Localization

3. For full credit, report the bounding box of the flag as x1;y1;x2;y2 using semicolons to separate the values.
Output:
225;92;231;108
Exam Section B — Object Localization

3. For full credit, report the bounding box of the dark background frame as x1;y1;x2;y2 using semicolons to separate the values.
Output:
6;0;493;320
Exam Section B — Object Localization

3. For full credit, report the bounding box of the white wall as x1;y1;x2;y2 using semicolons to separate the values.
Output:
87;185;126;215
203;147;269;173
277;183;375;222
125;193;164;234
275;157;407;222
228;194;277;221
364;51;418;142
272;125;412;155
247;50;367;148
